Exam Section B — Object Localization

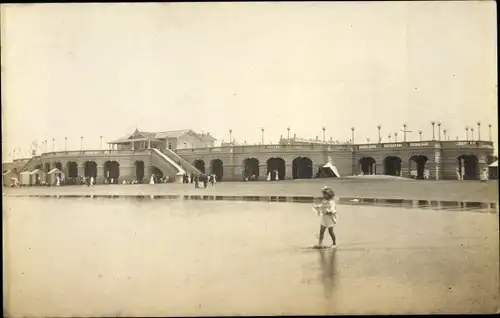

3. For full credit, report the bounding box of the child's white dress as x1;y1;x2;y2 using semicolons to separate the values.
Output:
314;199;338;228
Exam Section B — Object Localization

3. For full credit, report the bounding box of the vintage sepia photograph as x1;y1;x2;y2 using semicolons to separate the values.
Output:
2;1;498;316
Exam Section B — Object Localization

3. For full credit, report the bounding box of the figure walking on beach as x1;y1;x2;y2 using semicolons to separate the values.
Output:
313;186;338;248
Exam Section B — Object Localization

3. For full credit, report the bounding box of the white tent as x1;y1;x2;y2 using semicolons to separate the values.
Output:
19;171;31;186
488;160;498;167
320;162;340;178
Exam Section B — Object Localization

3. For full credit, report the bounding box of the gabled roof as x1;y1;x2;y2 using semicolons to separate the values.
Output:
30;169;45;175
48;168;64;175
108;128;217;144
489;160;498;167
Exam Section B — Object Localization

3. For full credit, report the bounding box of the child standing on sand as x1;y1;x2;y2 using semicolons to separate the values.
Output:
313;186;338;248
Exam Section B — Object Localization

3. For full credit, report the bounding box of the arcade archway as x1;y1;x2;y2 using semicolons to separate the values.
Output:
243;158;260;180
409;155;428;179
53;162;62;170
66;162;78;184
292;157;313;179
457;155;479;180
152;166;163;183
84;161;97;179
135;160;145;183
359;157;376;175
193;159;206;174
384;156;402;176
266;157;285;180
211;159;224;181
104;161;120;183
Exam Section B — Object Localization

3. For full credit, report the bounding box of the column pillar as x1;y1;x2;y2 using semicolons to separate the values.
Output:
434;150;441;180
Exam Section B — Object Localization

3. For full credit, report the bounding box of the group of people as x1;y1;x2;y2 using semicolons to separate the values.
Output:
182;172;218;188
410;169;430;180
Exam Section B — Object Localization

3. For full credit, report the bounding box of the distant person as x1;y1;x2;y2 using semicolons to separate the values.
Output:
203;175;208;188
456;168;462;181
190;173;194;183
312;186;338;249
424;169;430;180
480;168;489;182
194;175;199;188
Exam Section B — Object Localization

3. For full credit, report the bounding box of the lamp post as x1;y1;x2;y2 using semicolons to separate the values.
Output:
377;125;381;143
366;137;370;144
402;124;407;142
470;127;474;141
477;121;481;141
229;129;232;144
80;136;83;150
100;136;103;149
65;137;67;151
351;127;355;144
261;128;264;145
394;132;398;142
465;127;469;141
52;138;55;151
287;126;290;140
388;134;391;142
44;140;47;153
322;126;326;142
489;124;492;141
437;121;442;141
443;129;447;141
418;130;422;141
431;121;436;140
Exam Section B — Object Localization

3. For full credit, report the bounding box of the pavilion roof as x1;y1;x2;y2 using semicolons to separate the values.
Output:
108;128;217;144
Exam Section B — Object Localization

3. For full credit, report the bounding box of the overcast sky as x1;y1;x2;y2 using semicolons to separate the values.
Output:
1;1;497;161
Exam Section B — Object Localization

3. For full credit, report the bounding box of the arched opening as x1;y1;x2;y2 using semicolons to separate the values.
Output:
409;155;428;179
193;160;205;173
67;161;78;185
104;161;120;183
359;157;376;175
486;155;495;165
152;166;163;183
43;162;51;173
457;155;479;180
135;160;145;183
292;157;313;179
243;158;260;181
210;159;224;181
266;157;286;180
84;161;98;179
384;156;402;176
54;162;62;170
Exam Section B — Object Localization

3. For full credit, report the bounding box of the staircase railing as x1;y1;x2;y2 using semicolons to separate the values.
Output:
151;148;186;175
162;148;201;174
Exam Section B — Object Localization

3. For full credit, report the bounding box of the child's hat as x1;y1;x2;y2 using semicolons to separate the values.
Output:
322;186;334;196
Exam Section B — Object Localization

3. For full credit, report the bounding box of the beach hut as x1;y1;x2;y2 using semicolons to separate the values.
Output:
47;168;64;186
488;160;498;180
316;162;341;178
30;169;47;186
19;171;32;186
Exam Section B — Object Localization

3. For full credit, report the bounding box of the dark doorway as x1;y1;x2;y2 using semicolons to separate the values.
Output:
193;160;206;173
152;166;163;183
243;158;260;180
211;159;224;181
67;161;78;184
384;156;402;176
34;164;42;170
292;157;313;179
104;161;120;183
457;155;479;180
359;157;376;175
266;157;286;180
54;162;62;170
410;155;428;179
84;161;98;179
135;160;145;183
44;163;51;173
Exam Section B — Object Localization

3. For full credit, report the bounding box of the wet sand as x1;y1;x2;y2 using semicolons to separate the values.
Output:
3;197;499;316
3;178;499;202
